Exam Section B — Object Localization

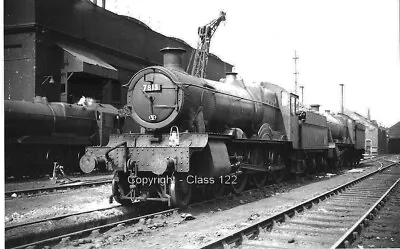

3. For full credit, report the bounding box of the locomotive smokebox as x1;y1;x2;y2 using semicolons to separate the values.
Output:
160;47;186;72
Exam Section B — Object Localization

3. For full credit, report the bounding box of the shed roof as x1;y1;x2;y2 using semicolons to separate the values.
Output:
389;121;400;138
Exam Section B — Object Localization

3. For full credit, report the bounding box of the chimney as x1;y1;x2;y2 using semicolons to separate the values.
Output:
224;72;238;83
310;104;320;112
367;108;371;120
102;0;106;8
160;47;186;72
339;84;344;113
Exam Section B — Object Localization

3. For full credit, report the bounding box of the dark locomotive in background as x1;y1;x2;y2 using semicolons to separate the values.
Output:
81;48;367;207
5;97;123;176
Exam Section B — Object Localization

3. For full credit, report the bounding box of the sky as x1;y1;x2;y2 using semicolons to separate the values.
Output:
104;0;399;126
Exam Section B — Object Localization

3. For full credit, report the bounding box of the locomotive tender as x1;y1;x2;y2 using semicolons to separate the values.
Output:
5;96;123;177
80;47;365;207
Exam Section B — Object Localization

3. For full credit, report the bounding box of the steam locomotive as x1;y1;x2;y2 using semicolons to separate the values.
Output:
5;96;124;177
80;47;365;207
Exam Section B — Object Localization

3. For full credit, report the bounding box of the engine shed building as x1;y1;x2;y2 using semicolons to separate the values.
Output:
4;0;233;107
344;110;388;155
388;121;400;154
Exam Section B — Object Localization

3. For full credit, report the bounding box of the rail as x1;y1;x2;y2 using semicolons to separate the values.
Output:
200;160;399;249
330;177;400;248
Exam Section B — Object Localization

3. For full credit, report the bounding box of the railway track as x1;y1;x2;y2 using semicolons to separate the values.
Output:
6;179;288;248
353;181;400;248
6;156;393;248
7;165;341;249
5;200;175;249
332;177;400;248
6;206;178;249
200;160;400;249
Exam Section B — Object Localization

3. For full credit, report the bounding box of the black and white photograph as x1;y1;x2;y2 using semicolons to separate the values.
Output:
2;0;400;248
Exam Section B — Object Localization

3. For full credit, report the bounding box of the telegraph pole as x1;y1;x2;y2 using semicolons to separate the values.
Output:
293;51;299;94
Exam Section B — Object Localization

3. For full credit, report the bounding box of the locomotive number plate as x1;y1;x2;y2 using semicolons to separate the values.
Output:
143;84;162;92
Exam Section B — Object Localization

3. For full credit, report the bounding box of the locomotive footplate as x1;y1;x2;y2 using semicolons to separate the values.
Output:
80;133;208;173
